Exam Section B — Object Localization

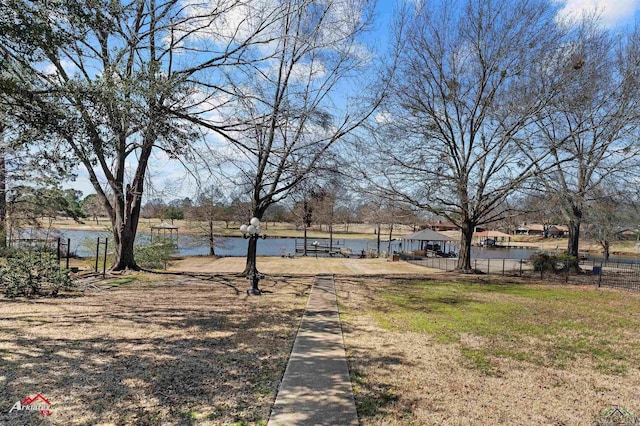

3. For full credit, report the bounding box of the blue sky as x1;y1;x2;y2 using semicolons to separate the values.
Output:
373;0;640;28
64;0;640;203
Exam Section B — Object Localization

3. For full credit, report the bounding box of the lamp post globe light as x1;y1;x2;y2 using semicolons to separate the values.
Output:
240;217;266;295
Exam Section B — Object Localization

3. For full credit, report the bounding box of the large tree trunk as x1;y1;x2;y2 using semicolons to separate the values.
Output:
0;152;6;249
567;220;581;257
456;220;475;271
602;241;610;262
208;219;216;256
303;222;308;256
109;168;147;271
112;225;138;270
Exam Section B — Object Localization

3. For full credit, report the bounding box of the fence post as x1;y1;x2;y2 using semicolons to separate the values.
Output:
487;258;490;275
57;237;61;261
66;238;71;270
502;258;505;276
474;259;477;271
103;238;108;278
597;261;603;288
95;237;100;273
520;259;523;276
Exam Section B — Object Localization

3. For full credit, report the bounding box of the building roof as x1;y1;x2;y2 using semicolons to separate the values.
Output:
424;221;458;229
474;230;511;238
403;229;455;241
517;223;545;231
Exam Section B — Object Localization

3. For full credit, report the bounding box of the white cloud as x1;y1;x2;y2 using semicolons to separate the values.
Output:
555;0;640;27
173;0;281;47
42;59;78;77
374;111;393;124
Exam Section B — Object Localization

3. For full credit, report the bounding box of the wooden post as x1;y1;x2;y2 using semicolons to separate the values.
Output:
103;238;108;278
66;238;70;270
95;237;100;273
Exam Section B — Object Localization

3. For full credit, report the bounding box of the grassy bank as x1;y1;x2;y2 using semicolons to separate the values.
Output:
36;217;414;241
338;277;640;424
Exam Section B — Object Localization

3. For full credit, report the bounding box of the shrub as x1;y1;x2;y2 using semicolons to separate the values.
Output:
531;252;577;273
134;241;176;270
0;250;76;298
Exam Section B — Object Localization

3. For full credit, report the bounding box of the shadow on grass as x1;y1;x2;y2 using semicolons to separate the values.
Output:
0;276;309;425
347;348;416;422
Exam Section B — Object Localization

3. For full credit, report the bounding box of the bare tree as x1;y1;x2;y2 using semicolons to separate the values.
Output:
357;0;564;271
583;189;637;261
189;186;226;256
0;0;288;270
186;0;387;273
533;20;640;260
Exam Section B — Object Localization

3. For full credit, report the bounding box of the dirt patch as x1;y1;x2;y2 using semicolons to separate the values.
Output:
0;274;310;425
169;257;441;276
337;276;640;425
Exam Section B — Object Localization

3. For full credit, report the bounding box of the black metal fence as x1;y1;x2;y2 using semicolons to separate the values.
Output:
400;253;640;291
400;253;529;275
597;261;640;291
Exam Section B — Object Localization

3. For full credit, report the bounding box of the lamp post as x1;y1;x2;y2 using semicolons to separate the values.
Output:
313;240;319;258
240;217;266;295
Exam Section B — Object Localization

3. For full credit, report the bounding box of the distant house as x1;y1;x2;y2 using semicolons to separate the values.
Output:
515;223;568;237
424;221;458;232
515;223;545;236
424;221;486;232
547;225;568;238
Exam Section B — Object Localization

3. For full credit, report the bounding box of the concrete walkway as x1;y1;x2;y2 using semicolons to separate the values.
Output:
268;274;359;426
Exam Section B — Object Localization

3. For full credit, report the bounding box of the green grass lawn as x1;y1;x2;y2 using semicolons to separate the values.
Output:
370;280;637;375
338;277;640;424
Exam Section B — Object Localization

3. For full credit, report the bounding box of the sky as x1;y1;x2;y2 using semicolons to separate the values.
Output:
63;0;640;203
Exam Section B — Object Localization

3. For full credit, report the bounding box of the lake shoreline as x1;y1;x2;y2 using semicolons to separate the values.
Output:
27;218;640;258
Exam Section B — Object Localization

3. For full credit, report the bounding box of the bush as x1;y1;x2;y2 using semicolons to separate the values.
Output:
0;246;18;258
0;250;76;298
134;241;176;270
531;252;577;273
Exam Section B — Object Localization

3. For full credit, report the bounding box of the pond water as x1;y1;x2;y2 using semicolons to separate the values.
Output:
16;228;549;260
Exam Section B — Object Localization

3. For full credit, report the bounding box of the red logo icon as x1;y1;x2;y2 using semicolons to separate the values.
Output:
8;393;51;416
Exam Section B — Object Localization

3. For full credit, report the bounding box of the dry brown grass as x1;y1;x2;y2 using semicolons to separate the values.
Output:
168;256;441;276
337;276;640;425
0;274;310;425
